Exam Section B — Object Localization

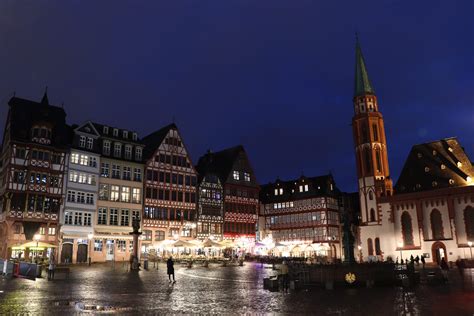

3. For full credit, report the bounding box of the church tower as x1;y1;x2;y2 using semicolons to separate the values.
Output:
352;38;393;226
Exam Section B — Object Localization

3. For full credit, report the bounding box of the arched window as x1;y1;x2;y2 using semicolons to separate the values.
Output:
375;150;382;173
370;208;376;222
401;212;414;246
430;209;444;239
364;149;372;173
372;124;379;141
369;191;373;200
465;206;474;240
367;238;374;256
375;238;382;255
361;126;368;143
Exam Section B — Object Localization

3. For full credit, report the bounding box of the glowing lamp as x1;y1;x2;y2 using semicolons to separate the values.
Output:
468;241;473;247
34;234;41;241
88;233;94;240
397;242;403;248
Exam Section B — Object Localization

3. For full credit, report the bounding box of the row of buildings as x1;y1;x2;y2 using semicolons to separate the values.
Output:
0;41;473;265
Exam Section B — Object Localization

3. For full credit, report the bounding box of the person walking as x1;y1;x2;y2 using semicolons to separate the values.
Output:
440;257;449;282
415;255;420;266
167;256;175;283
279;261;289;292
420;255;426;269
48;255;56;281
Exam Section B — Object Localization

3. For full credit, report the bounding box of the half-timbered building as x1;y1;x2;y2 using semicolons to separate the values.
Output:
195;154;224;241
196;146;259;244
141;124;198;249
260;175;343;260
0;93;71;260
93;123;144;262
59;122;101;263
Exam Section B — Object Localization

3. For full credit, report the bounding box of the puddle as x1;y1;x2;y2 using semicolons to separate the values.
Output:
54;301;132;313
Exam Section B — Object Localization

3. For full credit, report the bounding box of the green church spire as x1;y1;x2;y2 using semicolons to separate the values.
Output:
354;36;375;97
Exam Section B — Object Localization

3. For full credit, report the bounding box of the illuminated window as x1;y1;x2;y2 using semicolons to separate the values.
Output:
244;172;251;182
233;171;239;180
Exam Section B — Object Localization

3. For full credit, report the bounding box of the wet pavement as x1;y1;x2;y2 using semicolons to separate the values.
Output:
0;262;473;315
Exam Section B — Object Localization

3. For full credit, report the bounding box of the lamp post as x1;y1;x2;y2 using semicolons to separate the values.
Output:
357;245;362;263
397;241;404;262
468;241;473;259
88;233;94;266
34;234;41;262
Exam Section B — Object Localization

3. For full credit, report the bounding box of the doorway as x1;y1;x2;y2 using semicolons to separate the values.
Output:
431;241;447;265
106;240;115;261
77;244;88;263
61;243;73;263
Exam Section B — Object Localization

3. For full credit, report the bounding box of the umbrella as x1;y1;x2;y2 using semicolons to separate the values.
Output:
172;240;196;248
21;241;57;248
202;239;222;248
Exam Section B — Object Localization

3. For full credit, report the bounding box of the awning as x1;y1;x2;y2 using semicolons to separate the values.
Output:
202;239;223;248
16;241;58;249
172;240;196;248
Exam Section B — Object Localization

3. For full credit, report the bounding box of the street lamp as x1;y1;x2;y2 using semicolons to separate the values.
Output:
468;241;473;259
34;234;41;262
87;233;94;266
397;241;404;262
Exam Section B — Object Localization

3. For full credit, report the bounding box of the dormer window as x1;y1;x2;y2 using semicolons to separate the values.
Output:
132;133;137;141
32;126;52;144
79;136;86;148
103;126;109;134
86;137;93;150
233;171;240;180
113;129;118;137
123;131;128;139
244;172;250;182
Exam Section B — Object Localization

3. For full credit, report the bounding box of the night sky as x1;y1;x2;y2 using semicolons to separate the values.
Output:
0;1;473;192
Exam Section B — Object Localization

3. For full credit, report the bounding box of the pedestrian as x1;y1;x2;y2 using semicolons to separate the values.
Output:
279;261;289;293
420;255;425;269
410;255;414;263
415;255;420;266
440;257;449;282
455;257;464;277
167;256;175;283
48;255;56;281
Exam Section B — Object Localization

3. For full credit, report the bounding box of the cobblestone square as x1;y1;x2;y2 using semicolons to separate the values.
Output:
1;262;474;315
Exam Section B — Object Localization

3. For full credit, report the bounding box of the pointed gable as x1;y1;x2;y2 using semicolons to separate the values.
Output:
75;121;100;137
142;123;177;160
196;145;258;187
395;138;474;194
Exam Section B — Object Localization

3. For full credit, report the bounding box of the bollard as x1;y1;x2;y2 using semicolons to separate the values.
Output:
144;259;149;270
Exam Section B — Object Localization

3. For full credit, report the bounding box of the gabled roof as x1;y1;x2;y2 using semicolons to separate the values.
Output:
141;123;177;160
259;174;340;204
196;145;247;184
354;38;375;97
6;96;72;148
395;137;474;194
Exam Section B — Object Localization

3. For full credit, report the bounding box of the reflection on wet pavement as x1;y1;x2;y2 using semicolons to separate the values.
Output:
0;262;473;314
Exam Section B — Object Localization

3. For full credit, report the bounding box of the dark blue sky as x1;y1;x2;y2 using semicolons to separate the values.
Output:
0;1;473;192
